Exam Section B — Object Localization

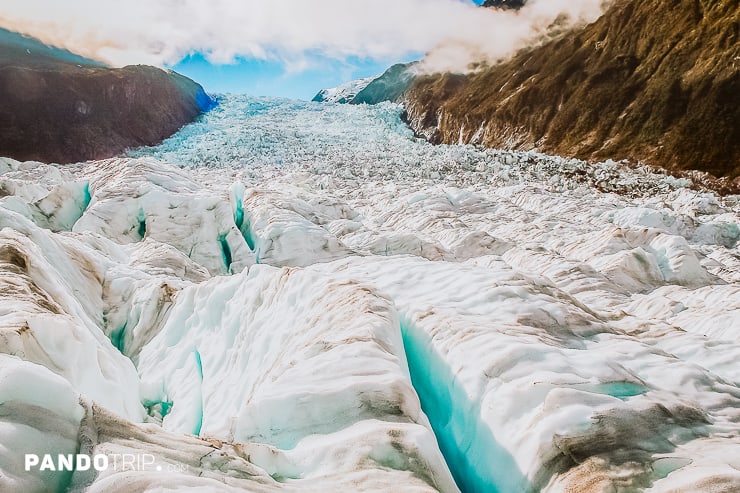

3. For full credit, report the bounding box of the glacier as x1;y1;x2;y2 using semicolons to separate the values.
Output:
0;95;738;492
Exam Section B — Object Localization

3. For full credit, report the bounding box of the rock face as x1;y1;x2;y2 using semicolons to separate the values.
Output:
351;63;418;105
311;76;377;103
481;0;526;9
0;28;214;164
402;0;740;180
312;63;417;106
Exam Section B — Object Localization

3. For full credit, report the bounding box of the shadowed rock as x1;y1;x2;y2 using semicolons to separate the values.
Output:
351;63;418;105
0;28;214;164
482;0;526;10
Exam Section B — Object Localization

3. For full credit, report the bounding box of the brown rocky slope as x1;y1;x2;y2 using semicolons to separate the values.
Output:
0;28;214;164
403;0;740;184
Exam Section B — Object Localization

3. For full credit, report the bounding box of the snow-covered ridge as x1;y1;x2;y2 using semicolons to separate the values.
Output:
1;95;739;492
311;75;377;103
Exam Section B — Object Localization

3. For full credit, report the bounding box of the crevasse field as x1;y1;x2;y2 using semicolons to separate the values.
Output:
1;95;739;492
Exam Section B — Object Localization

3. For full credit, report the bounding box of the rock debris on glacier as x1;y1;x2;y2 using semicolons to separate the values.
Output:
0;95;738;492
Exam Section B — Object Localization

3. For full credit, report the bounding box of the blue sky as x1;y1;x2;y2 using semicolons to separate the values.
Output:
167;52;422;101
164;0;486;100
4;0;546;101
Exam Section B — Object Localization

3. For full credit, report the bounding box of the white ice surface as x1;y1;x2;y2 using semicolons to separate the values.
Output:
0;95;738;491
0;355;84;492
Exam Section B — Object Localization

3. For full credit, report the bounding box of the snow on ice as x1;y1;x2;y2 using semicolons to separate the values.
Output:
0;95;738;492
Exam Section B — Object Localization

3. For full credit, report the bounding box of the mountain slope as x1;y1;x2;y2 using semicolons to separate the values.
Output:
312;75;376;103
481;0;526;10
403;0;740;181
0;28;214;164
311;63;417;105
351;63;418;105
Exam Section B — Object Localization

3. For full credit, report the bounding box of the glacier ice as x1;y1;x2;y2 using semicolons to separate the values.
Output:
0;355;84;492
0;95;738;491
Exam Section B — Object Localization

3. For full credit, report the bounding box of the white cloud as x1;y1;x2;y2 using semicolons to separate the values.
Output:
0;0;607;72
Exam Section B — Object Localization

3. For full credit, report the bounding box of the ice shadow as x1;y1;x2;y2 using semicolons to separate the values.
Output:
400;318;532;493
